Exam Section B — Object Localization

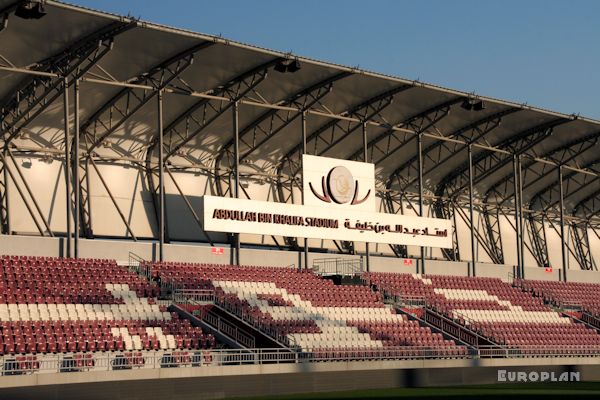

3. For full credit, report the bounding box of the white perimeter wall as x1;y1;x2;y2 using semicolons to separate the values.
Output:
4;157;598;272
1;234;599;284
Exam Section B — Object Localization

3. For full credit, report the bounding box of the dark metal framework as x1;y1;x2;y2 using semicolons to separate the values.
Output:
276;84;413;251
0;0;598;274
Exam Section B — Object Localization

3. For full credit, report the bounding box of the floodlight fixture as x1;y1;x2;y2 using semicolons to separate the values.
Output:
286;59;301;73
473;100;485;111
274;60;288;73
15;3;47;20
274;59;302;73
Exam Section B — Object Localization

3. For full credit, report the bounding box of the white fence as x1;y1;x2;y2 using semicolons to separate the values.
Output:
3;345;600;376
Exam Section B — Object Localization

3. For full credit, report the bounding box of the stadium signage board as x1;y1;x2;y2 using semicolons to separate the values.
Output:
200;195;452;248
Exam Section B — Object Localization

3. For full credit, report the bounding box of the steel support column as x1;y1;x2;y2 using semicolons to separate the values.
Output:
486;131;600;209
468;144;476;277
164;167;213;246
3;159;44;235
558;166;567;281
302;111;308;272
88;158;136;240
363;122;370;272
512;155;522;278
0;149;9;234
233;101;240;266
1;21;131;148
417;132;425;274
5;151;53;236
158;91;165;262
518;156;525;276
63;78;72;258
73;80;80;258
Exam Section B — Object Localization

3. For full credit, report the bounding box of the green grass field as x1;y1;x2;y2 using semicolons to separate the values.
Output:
234;382;600;400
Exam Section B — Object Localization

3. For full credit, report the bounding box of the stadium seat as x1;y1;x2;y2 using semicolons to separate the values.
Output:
151;262;467;358
365;272;600;353
0;255;217;359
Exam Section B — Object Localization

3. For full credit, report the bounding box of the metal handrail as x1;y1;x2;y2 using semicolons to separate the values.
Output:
4;345;600;376
203;310;256;348
212;296;299;349
389;294;427;308
312;257;363;276
172;299;256;349
128;252;150;281
380;289;504;348
166;279;298;349
173;289;215;304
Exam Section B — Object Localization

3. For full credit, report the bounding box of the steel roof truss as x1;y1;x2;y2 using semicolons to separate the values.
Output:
163;60;276;160
213;72;350;196
438;118;568;200
453;200;502;264
348;97;463;166
0;22;133;147
385;108;521;192
534;170;599;213
432;199;460;261
82;42;214;156
0;153;8;234
570;223;596;271
525;214;549;267
236;72;352;163
482;205;504;264
574;188;600;219
486;131;600;207
278;84;413;179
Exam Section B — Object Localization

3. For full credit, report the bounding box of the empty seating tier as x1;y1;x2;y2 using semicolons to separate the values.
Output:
152;262;467;356
0;314;215;355
519;280;600;315
0;255;159;303
366;272;600;352
0;255;218;357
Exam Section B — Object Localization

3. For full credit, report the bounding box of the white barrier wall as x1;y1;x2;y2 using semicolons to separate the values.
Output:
567;270;600;284
474;264;515;283
5;156;597;271
0;234;597;284
523;266;560;281
422;260;469;276
7;158;68;235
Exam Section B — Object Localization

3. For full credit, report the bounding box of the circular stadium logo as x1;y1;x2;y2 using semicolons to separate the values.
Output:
327;166;354;204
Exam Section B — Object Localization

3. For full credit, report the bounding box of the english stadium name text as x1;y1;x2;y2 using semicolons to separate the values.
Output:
201;196;452;248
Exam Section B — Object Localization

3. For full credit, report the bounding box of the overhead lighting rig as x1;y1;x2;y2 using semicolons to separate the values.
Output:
15;2;47;20
461;98;485;111
274;59;301;73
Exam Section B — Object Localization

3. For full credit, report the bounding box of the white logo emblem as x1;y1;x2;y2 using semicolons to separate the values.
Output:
309;166;371;205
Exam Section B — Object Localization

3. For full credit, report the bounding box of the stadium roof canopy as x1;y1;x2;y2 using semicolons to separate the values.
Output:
0;0;598;243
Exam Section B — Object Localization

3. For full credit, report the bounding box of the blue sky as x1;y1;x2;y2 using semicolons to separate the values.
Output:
72;0;599;119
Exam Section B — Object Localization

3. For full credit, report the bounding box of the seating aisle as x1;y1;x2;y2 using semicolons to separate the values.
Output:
153;262;467;357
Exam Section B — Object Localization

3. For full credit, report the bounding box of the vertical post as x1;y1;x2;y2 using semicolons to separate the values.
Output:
73;80;80;258
362;122;370;272
2;148;9;234
468;144;476;277
301;111;308;272
558;165;567;282
63;78;72;258
417;132;425;274
512;154;521;278
518;155;525;279
158;90;165;262
233;101;240;266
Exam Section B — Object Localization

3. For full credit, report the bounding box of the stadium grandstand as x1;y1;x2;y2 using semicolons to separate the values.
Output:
0;0;599;399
